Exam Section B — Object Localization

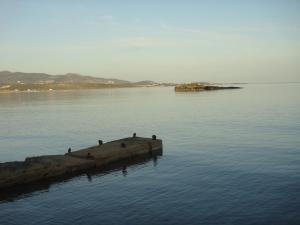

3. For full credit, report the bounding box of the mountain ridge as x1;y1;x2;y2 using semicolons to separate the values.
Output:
0;71;133;84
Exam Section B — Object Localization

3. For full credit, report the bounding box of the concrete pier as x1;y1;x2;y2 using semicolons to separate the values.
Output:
0;136;163;189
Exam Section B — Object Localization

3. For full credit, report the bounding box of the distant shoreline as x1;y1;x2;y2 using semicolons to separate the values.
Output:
0;83;172;93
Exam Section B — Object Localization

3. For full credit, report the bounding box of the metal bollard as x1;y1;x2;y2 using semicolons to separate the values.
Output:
121;143;126;148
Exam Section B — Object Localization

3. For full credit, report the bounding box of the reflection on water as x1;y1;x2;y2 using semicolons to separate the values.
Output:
0;152;162;202
0;85;300;225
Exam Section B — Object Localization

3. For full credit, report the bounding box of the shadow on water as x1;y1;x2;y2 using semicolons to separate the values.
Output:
0;150;162;203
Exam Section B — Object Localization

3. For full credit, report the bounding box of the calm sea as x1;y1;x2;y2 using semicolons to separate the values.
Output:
0;84;299;225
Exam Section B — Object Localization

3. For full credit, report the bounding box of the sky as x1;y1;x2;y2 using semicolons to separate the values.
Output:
0;0;299;83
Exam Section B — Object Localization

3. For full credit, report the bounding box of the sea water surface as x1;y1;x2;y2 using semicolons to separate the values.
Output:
0;84;299;225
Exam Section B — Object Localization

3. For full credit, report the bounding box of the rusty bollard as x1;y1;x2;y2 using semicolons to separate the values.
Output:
121;143;126;148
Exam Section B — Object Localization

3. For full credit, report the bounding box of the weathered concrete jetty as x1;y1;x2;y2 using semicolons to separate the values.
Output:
0;135;162;189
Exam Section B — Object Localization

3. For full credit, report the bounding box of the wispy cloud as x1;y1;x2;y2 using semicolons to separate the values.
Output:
97;15;114;23
120;37;155;48
85;14;117;26
117;37;170;49
159;23;254;43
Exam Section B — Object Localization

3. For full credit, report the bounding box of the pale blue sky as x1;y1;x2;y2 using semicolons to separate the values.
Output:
0;0;299;82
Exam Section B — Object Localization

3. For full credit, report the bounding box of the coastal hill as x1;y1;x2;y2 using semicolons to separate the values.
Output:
0;71;130;84
0;71;163;92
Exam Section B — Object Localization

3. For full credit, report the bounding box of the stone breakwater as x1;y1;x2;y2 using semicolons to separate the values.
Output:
0;136;163;189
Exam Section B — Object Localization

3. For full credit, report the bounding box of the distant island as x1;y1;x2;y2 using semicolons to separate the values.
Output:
175;83;242;92
0;71;174;92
